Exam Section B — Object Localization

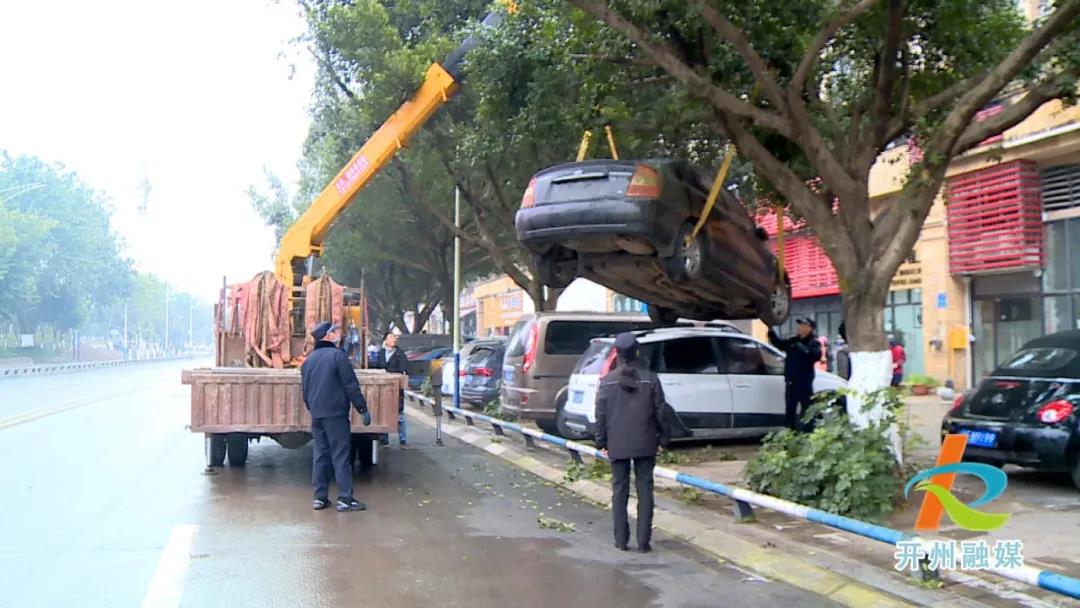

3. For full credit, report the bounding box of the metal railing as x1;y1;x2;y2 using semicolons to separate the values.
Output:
405;389;1080;601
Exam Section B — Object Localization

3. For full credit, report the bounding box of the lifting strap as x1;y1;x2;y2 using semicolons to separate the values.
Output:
576;123;620;161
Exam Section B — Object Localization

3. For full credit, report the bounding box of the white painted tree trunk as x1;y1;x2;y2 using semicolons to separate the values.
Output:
846;350;903;465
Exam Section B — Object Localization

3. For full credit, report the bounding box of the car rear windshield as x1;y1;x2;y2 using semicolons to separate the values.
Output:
999;347;1077;375
574;341;613;375
505;319;533;358
468;346;502;368
544;320;652;355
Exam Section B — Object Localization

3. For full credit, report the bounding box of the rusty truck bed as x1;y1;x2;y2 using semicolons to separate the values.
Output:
181;367;404;435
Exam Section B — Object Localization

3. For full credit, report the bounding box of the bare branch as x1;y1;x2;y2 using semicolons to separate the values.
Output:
566;0;792;137
868;0;907;152
880;71;989;145
953;70;1080;154
791;0;880;98
691;0;787;111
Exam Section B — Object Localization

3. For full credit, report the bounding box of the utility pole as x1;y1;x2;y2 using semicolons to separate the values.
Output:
453;186;462;412
123;301;129;360
188;300;193;352
164;284;170;355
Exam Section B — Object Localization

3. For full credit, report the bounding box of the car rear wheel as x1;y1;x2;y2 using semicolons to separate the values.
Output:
647;304;679;325
758;277;792;326
667;223;708;282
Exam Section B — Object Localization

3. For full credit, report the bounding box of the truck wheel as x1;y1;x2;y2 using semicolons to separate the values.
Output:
208;434;227;467
352;434;375;471
226;434;249;467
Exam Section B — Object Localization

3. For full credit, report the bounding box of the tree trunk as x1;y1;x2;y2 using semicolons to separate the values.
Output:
840;284;902;462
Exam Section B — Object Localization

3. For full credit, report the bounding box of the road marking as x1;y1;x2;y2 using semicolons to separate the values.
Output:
0;386;158;431
141;524;197;608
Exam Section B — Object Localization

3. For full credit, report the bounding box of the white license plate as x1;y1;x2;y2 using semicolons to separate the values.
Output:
572;390;584;404
503;369;514;382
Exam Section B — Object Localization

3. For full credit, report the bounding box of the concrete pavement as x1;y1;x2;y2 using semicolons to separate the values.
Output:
0;360;834;607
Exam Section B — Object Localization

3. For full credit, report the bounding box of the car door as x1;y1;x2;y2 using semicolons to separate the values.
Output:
715;336;786;429
655;336;733;429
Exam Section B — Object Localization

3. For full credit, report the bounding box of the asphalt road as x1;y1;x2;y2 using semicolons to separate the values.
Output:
0;361;836;607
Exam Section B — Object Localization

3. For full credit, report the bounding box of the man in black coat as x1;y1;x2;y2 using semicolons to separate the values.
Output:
373;332;408;448
301;321;371;512
595;333;670;553
768;318;822;432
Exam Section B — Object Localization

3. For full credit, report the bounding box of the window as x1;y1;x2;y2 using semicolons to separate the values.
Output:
544;320;652;355
717;338;785;375
504;318;533;357
1044;221;1069;291
657;337;719;374
1045;295;1072;334
1070;219;1080;289
1001;347;1077;374
574;341;612;375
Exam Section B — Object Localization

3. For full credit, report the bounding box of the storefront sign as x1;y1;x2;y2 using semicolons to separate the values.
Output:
891;262;922;290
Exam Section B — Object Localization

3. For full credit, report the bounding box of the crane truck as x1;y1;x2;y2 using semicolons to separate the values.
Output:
181;3;514;471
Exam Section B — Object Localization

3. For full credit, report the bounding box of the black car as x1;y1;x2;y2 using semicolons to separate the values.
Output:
460;340;506;407
942;330;1080;489
515;159;790;325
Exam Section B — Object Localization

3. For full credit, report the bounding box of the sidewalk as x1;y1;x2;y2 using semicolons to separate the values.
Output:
405;394;1080;608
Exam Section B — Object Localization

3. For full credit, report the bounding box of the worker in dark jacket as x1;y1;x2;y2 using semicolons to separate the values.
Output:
301;321;371;512
373;332;408;448
768;318;822;432
594;333;670;553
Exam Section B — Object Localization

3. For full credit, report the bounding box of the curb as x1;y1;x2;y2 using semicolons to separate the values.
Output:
404;400;944;608
0;355;202;380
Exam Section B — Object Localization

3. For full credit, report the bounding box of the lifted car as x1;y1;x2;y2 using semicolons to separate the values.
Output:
515;159;790;325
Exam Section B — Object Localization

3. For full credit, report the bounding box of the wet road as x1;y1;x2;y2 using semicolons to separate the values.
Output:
0;361;835;607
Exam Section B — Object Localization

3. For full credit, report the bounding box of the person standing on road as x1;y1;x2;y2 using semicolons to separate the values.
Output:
889;335;907;387
594;332;670;553
301;321;371;512
768;318;822;432
374;332;408;449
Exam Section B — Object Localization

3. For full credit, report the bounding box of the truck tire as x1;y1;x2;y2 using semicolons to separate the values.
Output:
208;434;227;467
352;434;375;472
226;434;249;467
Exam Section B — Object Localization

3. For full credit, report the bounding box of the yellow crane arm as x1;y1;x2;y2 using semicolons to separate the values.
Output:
274;6;513;290
275;63;457;289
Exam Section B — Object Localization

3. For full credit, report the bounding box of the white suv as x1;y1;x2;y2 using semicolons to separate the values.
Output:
557;326;846;440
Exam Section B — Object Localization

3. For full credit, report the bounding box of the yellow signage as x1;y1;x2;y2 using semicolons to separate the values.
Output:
891;262;922;291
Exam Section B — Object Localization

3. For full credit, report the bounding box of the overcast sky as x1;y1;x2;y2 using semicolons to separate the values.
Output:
0;0;315;301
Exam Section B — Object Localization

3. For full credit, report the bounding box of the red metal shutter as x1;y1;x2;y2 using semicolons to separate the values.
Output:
755;209;840;298
946;160;1043;274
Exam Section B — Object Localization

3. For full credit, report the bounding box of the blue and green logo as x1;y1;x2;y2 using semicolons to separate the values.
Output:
904;434;1011;532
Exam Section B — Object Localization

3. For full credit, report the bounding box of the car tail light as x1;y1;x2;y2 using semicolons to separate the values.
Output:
521;177;537;208
474;367;494;377
459;369;467;377
599;348;618;377
1037;400;1074;424
522;322;539;374
949;394;965;416
626;164;662;198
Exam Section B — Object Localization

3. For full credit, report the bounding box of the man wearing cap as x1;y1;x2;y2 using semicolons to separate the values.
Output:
301;321;371;512
768;318;822;432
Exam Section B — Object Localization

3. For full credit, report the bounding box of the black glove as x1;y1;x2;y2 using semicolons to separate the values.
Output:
360;409;372;426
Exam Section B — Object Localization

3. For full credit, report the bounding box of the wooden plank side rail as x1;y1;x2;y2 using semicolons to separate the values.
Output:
183;367;404;435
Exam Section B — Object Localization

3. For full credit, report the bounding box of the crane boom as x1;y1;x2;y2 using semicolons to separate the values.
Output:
274;8;509;290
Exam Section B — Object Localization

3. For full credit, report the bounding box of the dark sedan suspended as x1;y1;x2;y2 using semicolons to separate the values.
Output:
942;330;1080;489
514;159;791;326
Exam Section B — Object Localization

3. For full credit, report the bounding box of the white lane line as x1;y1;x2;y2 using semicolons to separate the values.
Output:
141;524;198;608
0;385;159;432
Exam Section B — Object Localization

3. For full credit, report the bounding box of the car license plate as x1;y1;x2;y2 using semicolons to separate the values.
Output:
503;369;514;382
962;429;998;448
572;390;584;404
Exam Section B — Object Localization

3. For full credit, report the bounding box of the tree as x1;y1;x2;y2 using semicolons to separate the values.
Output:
563;0;1080;402
0;152;134;332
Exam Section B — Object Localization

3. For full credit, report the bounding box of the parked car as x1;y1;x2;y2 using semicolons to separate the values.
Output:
558;326;847;440
500;312;656;433
461;341;508;407
406;346;452;390
942;330;1080;489
439;338;507;399
515;159;791;326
